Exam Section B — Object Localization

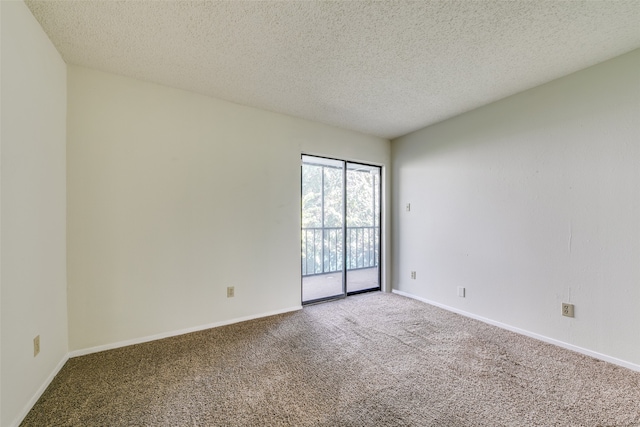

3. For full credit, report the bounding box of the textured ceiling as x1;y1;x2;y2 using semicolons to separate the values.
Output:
25;1;640;139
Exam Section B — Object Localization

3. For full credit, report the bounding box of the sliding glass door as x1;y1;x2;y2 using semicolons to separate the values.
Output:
346;162;381;294
301;156;345;302
301;155;381;304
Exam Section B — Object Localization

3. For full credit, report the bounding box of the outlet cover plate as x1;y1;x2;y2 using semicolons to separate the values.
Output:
562;303;574;317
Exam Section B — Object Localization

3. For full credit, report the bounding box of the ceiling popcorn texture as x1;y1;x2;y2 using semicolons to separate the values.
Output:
25;1;640;139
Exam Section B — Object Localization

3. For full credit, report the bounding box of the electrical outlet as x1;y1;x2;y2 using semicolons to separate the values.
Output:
457;287;465;297
562;303;574;318
227;286;235;298
410;271;416;279
34;335;40;357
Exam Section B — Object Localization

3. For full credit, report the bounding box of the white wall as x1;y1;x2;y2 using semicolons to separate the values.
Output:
0;2;68;426
392;49;640;367
67;66;390;352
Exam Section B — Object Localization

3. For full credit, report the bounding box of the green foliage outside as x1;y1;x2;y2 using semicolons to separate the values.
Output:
302;161;380;275
302;164;380;228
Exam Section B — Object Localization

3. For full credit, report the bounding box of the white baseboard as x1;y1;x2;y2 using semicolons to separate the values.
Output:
392;289;640;373
10;353;70;427
69;305;302;358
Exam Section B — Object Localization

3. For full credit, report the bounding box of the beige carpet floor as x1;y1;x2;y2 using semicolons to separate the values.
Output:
21;292;640;426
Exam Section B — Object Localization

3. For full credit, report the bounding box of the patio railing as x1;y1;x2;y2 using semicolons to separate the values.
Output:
301;226;379;276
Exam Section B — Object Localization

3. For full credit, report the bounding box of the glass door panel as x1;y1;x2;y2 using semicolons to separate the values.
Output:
301;156;345;303
346;163;381;294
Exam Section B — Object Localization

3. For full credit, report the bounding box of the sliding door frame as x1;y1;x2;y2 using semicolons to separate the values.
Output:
301;154;382;305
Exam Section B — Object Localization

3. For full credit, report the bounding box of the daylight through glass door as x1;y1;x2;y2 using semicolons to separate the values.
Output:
301;155;381;304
